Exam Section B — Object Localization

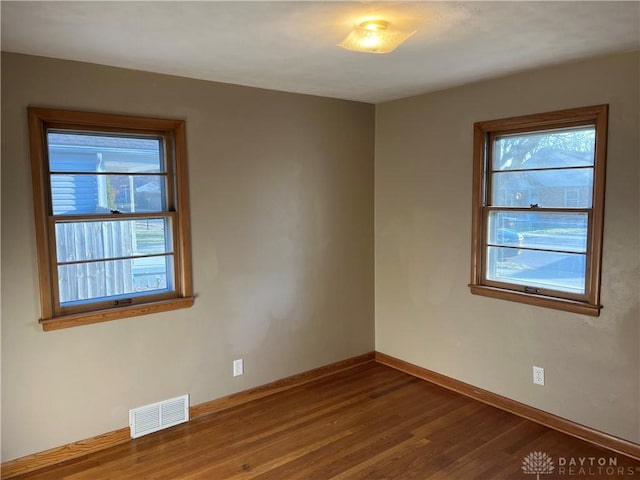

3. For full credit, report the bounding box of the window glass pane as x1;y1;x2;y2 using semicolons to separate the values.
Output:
55;218;172;263
51;174;166;214
491;168;593;208
486;247;586;294
488;211;587;253
58;256;173;304
48;133;163;173
132;255;173;293
492;127;595;171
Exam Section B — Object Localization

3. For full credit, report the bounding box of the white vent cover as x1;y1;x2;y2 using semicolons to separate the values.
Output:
129;394;189;439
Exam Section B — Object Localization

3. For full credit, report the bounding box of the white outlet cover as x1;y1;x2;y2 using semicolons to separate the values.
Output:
533;366;545;386
233;359;244;377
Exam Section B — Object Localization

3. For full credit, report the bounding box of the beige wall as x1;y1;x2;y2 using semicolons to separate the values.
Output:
0;53;375;461
375;51;640;443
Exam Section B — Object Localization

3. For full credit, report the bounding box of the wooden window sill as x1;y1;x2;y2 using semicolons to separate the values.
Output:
39;297;195;331
469;284;601;316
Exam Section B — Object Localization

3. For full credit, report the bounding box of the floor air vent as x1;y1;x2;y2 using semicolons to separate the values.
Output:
129;394;189;438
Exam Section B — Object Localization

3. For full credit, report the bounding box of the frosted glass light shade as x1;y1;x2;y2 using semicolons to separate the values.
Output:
338;20;415;54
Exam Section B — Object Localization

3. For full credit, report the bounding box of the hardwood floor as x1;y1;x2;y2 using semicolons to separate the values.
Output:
11;363;640;479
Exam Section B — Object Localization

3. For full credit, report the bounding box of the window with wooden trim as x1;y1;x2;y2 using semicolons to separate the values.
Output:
470;105;608;316
28;108;194;331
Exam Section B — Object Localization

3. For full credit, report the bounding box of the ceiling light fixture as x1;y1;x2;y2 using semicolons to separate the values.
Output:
338;19;416;54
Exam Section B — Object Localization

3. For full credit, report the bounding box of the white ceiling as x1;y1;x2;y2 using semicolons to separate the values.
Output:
2;1;639;104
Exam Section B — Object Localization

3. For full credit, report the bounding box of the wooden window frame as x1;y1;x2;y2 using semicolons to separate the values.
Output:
469;105;608;316
28;108;194;331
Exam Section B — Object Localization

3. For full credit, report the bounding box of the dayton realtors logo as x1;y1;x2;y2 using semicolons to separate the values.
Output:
522;451;554;479
522;451;640;478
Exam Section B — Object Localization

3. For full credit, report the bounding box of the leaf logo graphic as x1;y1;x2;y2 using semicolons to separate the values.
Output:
522;451;555;479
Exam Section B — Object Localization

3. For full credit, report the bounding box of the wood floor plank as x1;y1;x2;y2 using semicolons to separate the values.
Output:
9;363;640;479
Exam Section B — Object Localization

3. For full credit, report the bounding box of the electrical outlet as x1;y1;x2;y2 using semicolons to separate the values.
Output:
533;366;545;386
233;359;244;377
